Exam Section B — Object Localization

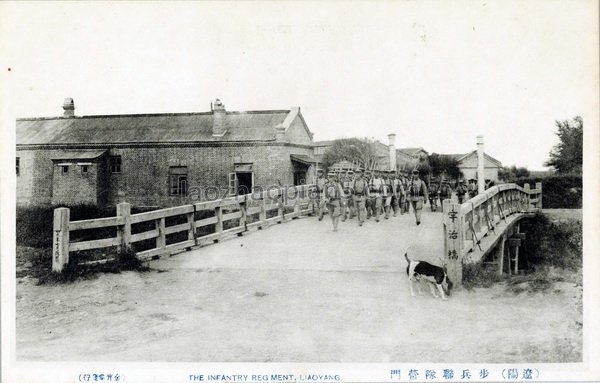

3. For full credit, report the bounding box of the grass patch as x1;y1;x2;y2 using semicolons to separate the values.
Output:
462;211;582;293
462;263;503;290
32;248;150;285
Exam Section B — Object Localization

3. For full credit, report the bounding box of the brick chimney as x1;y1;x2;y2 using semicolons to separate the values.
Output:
212;98;227;137
62;98;75;117
388;133;397;172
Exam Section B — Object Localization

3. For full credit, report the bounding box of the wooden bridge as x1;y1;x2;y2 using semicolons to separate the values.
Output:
52;183;542;286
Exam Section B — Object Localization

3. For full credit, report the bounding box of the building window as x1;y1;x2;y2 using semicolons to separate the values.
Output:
16;157;20;176
62;166;69;174
82;165;89;173
109;156;122;173
169;166;188;196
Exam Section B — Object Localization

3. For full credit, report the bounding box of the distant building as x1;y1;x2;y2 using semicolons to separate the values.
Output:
16;98;317;207
449;151;502;182
314;135;402;173
397;147;429;160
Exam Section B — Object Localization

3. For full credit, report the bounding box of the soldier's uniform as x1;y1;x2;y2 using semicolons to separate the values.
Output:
456;180;467;204
341;170;355;221
390;172;402;217
468;180;478;199
324;172;345;232
364;171;373;219
438;181;452;212
407;169;429;225
315;170;327;221
382;173;393;219
352;169;369;226
368;172;383;222
428;180;440;212
400;172;410;214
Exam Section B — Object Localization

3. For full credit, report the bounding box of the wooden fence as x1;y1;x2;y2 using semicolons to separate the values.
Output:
442;182;542;285
52;185;315;272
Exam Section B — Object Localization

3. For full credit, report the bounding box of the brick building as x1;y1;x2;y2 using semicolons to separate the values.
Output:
16;98;316;208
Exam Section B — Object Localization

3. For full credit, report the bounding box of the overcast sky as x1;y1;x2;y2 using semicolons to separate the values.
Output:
1;1;598;170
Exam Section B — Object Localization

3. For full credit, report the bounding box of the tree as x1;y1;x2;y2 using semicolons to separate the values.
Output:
428;153;460;180
498;165;531;182
321;137;379;171
545;116;583;174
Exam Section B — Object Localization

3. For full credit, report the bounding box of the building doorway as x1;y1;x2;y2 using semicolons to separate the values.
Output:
236;172;253;195
294;171;306;186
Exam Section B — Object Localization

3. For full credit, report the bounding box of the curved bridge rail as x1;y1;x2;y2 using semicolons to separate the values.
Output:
442;182;542;286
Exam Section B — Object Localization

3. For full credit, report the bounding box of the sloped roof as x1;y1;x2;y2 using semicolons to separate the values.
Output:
398;147;428;157
290;154;318;165
51;150;107;160
455;150;502;167
312;140;335;147
17;110;297;145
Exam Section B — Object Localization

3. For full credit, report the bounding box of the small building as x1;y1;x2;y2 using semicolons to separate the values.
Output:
450;151;502;182
16;98;316;208
397;147;429;160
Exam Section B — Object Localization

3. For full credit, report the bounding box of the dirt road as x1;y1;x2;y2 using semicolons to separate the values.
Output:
16;212;582;362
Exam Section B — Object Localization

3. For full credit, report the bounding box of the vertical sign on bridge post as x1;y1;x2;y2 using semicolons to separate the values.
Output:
443;199;462;287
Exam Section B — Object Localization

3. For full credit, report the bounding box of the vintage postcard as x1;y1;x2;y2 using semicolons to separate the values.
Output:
1;1;599;382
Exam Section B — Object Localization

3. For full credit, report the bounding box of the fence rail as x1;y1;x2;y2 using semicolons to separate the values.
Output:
52;185;315;272
442;182;542;286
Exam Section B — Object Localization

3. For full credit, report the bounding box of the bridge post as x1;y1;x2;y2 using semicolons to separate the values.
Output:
524;183;531;212
443;200;463;287
536;182;543;210
52;207;70;273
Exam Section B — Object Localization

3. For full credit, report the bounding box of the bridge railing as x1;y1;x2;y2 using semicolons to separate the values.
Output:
52;185;315;272
443;182;542;285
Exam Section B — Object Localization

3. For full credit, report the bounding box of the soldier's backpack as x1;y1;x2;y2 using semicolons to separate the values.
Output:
325;183;339;199
354;178;366;194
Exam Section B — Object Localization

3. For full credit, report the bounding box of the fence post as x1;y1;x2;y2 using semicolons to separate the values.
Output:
52;207;70;273
293;186;301;216
536;182;543;210
443;200;463;288
277;188;284;223
187;205;197;247
156;217;166;250
259;193;267;229
215;205;223;240
524;183;531;212
239;194;247;233
116;202;131;253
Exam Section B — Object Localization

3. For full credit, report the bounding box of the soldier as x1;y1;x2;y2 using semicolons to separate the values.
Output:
456;179;467;204
364;170;373;219
407;169;429;225
352;168;369;226
340;170;355;221
382;171;393;219
315;169;327;221
368;170;383;222
323;172;344;232
390;172;402;217
468;180;478;199
400;171;410;214
428;178;440;212
438;179;452;212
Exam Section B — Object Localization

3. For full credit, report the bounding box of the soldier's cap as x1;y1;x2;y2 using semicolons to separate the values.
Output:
412;169;420;174
347;170;354;174
317;169;324;173
327;172;336;176
355;169;363;173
